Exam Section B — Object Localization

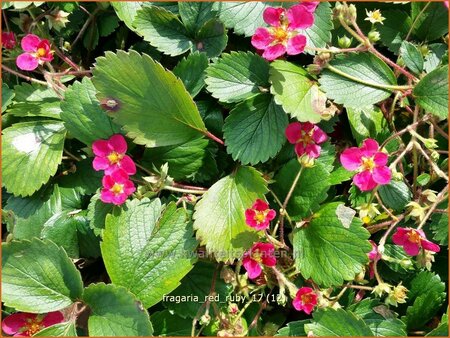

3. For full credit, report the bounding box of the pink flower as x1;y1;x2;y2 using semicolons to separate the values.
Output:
292;287;318;314
340;139;392;192
242;242;277;279
251;4;315;60
1;32;16;49
16;34;53;71
300;1;320;12
285;122;328;158
2;311;64;336
368;240;380;261
100;169;136;205
392;227;440;256
445;1;449;9
245;199;276;231
92;134;136;175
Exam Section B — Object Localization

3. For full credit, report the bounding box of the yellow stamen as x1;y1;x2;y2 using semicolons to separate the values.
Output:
107;151;123;164
407;230;421;244
253;210;267;224
301;293;313;304
251;250;263;263
361;156;376;171
271;27;289;44
36;48;46;57
110;183;124;195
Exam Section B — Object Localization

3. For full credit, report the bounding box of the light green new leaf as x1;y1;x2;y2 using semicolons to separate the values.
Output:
101;199;197;308
205;51;270;103
305;308;373;336
83;283;153;336
2;238;83;313
270;60;323;123
413;65;448;119
378;180;412;211
223;94;288;165
60;78;121;146
173;52;208;98
319;53;397;108
2;121;66;197
272;161;330;220
400;41;424;75
34;321;77;336
293;203;372;286
92;50;207;147
346;106;389;144
193;166;268;261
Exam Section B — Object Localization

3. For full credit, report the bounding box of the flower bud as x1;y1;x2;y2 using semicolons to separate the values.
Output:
200;314;211;325
220;266;236;284
45;10;70;32
391;170;404;181
422;189;438;203
423;138;438;149
406;201;427;223
419;44;429;57
338;35;352;48
430;150;440;161
372;282;392;298
346;4;357;22
307;63;322;75
385;283;408;306
399;258;413;269
299;155;315;168
368;30;381;43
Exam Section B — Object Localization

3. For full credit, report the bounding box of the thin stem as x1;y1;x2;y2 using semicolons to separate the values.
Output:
413;141;449;181
72;8;100;49
173;182;207;191
417;186;448;230
1;64;48;85
389;142;414;169
366;214;405;234
135;162;154;176
429;119;449;140
338;16;367;45
329;285;349;307
45;69;92;77
326;64;412;91
380;115;429;149
405;2;431;41
204;131;225;145
3;10;11;32
53;46;80;71
163;185;206;195
348;285;374;291
64;149;82;162
375;191;398;220
304;45;367;53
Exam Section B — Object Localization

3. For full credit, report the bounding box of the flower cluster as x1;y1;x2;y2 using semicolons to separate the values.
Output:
251;2;319;60
340;138;391;191
392;227;440;256
285;122;328;159
245;199;276;231
92;134;136;205
16;34;53;71
2;311;64;337
292;287;318;314
242;242;277;279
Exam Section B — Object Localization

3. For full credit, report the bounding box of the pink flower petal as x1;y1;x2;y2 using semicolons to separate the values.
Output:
21;34;40;52
372;166;391;185
373;152;388;166
392;228;408;246
285;122;302;144
266;209;276;221
92;139;110;156
295;143;306;157
41;312;64;327
421;239;440;253
403;241;420;256
312;126;328;144
110;169;129;184
287;5;315;30
301;1;320;12
361;138;379;157
245;209;258;227
112;193;128;205
262;44;286;61
92;156;110;171
120;155;136;175
340;147;362;171
302;303;315;314
297;287;313;296
305;143;321;158
108;134;127;153
2;313;35;335
263;7;284;27
353;170;377;191
102;175;115;189
243;256;262;279
251;28;273;50
123;181;136;195
16;53;39;71
253;199;269;211
100;190;115;203
286;34;307;55
292;298;303;311
301;122;314;133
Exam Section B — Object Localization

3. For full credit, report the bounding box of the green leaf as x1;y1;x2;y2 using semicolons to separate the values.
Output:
101;199;197;308
192;19;227;58
378;180;412;211
193;166;267;261
416;173;431;186
270;60;323;123
134;6;191;56
178;1;215;34
426;312;448;336
346;105;389;144
163;261;231;318
400;41;424;75
411;2;449;42
272;161;330;220
424;43;447;73
142;138;209;180
430;201;448;245
378;10;412;54
299;2;333;51
319;53;397;108
34;321;77;336
173;52;208;98
2;121;66;197
305;308;374;336
349;298;407;336
83;283;153;336
2;82;14;113
98;15;119;37
60;78;121;146
92;50;207;147
2;238;83;313
276;320;309;336
111;2;144;31
329;166;353;186
87;192;114;236
293;202;371;286
57;158;103;195
151;310;192;336
413;65;449;119
403;271;446;330
223;94;288;165
205;51;270;103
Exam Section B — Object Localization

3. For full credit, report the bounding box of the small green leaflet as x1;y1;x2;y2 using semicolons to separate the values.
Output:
92;50;207;147
193;166;268;261
400;41;424;75
378;180;412;211
34;321;77;337
346;105;389;144
2;238;83;313
173;52;208;98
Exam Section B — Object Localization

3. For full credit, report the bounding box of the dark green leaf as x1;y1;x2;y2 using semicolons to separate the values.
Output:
2;82;14;113
151;310;192;336
400;41;424;75
378;180;412;211
378;10;412;54
178;1;215;34
173;52;208;98
411;2;449;41
346;105;389;144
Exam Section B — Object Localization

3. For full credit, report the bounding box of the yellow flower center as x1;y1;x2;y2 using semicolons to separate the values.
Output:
36;48;46;57
253;210;267;224
23;318;44;336
297;130;313;146
407;230;421;244
361;156;376;171
110;183;124;195
271;27;289;44
107;151;123;164
251;250;263;263
301;293;314;304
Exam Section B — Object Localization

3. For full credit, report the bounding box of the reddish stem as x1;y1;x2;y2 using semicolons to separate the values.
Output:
172;182;208;191
204;131;225;145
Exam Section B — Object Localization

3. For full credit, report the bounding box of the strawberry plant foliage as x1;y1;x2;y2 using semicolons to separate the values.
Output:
1;1;448;337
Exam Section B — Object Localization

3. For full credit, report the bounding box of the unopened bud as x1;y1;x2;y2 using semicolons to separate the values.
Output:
430;150;440;161
419;44;429;57
318;52;331;62
368;30;381;43
346;4;357;22
299;155;315;168
423;138;438;149
392;170;404;181
307;63;322;75
200;314;211;325
338;35;352;48
372;282;392;298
